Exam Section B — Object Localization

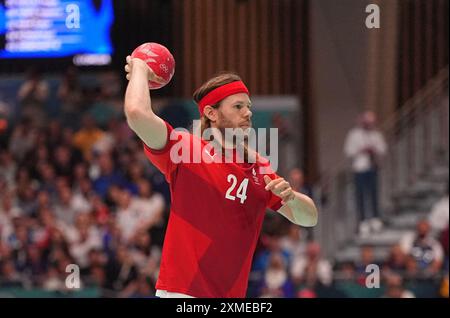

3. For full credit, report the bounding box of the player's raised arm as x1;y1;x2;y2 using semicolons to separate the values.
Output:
124;55;168;150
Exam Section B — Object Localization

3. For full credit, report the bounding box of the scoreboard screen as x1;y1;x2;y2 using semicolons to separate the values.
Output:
0;0;114;64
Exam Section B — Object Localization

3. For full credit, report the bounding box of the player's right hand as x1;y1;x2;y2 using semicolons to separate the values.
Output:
124;55;165;84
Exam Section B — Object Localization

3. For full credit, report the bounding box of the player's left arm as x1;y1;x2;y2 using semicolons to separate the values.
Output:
264;175;318;227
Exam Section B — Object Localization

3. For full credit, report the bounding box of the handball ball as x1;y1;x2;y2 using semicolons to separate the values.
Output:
131;42;175;90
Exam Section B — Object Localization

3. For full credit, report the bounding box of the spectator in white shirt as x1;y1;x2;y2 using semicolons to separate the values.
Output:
116;184;164;244
344;111;387;236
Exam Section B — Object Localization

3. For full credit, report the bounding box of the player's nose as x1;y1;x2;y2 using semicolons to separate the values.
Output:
244;107;252;119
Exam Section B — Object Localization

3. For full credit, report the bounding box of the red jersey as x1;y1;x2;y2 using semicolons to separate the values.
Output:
143;122;282;298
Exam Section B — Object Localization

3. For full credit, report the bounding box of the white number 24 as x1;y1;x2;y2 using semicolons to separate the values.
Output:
225;174;249;204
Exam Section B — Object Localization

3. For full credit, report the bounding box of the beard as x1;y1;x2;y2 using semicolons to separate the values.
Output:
216;110;235;133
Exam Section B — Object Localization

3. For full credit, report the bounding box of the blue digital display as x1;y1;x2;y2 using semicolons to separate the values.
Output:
0;0;114;59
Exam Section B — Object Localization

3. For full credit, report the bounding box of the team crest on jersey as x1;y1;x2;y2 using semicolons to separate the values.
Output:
252;168;260;185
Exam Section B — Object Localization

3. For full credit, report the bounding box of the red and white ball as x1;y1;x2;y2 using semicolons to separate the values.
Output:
131;42;175;90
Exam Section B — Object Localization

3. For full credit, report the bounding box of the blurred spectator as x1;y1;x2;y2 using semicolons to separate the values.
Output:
383;244;408;276
8;118;38;163
258;252;295;298
0;258;25;288
131;274;156;298
66;214;102;271
344;111;387;237
92;153;127;199
0;192;22;242
400;219;444;277
130;230;160;282
23;244;47;286
17;68;49;127
53;185;89;226
57;66;83;129
354;245;380;285
382;273;415;298
290;241;333;288
288;167;313;198
132;179;165;237
103;244;139;297
36;162;58;200
42;265;65;292
0;151;17;189
87;86;120;129
116;186;164;244
92;119;117;156
73;115;105;161
280;223;307;260
53;145;77;180
253;233;291;274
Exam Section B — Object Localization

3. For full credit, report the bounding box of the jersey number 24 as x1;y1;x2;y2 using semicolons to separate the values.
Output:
225;174;249;204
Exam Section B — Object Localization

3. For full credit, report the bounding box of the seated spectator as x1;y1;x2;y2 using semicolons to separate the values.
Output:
400;219;444;277
354;245;379;285
288;167;313;198
53;145;76;180
0;258;25;288
253;233;291;274
8;119;38;163
87;86;120;129
132;179;165;232
130;230;160;282
116;187;164;244
53;185;90;227
85;248;107;276
0;151;17;189
131;274;156;298
92;153;127;199
35;162;58;198
103;244;139;298
258;252;295;298
280;223;307;260
66;214;102;271
0;192;22;242
383;244;407;276
73;115;105;161
23;244;47;286
382;273;415;298
57;66;83;129
17;68;49;127
42;264;65;292
291;241;333;288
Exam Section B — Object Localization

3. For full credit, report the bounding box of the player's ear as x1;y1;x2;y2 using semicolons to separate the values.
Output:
203;105;218;122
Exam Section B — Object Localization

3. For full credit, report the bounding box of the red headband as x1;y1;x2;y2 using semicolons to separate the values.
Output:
197;81;250;115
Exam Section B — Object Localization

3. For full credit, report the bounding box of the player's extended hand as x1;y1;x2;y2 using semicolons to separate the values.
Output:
263;175;296;205
124;55;165;84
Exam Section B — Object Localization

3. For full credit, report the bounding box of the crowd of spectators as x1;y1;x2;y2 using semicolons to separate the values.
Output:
0;68;448;298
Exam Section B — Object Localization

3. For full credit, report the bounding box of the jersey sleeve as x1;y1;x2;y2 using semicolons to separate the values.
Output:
142;121;189;184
